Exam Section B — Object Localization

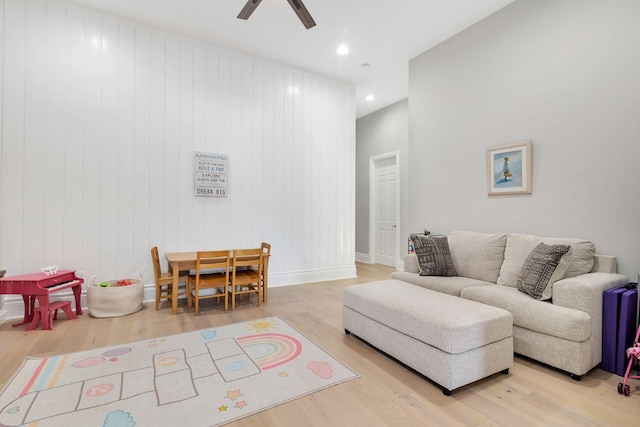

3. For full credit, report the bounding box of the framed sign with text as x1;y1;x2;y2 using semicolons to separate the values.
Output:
193;152;228;197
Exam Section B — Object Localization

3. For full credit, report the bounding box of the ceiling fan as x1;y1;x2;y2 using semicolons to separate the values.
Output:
237;0;317;29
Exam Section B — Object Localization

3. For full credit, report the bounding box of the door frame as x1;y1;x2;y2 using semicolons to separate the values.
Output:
368;151;400;267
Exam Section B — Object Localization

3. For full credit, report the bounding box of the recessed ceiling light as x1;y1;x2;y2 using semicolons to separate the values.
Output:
365;94;375;102
337;44;349;55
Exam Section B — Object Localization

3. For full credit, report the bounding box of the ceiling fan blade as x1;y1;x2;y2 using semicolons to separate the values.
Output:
237;0;264;20
286;0;316;29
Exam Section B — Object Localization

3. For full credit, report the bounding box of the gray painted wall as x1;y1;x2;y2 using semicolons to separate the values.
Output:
409;0;640;280
355;99;408;259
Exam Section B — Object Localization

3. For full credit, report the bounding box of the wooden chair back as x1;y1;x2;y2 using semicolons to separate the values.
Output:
151;246;188;310
195;250;231;278
151;246;163;284
189;250;230;315
232;248;264;272
230;248;264;309
261;242;271;255
260;242;271;301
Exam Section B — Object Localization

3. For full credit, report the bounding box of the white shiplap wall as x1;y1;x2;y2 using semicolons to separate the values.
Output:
0;0;356;320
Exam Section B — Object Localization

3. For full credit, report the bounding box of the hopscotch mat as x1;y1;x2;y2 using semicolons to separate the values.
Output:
0;317;358;426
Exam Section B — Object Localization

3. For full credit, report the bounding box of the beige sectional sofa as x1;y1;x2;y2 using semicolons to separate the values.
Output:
391;230;628;379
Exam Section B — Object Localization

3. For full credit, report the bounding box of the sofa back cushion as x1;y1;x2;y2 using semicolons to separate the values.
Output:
497;233;595;287
448;230;507;283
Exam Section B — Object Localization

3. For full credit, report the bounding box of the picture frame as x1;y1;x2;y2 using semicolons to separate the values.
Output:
487;141;532;196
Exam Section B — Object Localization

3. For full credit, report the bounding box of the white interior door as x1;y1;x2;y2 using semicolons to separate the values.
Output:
374;157;397;267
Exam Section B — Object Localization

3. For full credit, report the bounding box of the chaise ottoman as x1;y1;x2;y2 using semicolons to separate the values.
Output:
343;279;513;395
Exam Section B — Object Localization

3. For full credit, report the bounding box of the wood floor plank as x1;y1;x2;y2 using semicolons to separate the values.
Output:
348;382;427;426
394;391;489;426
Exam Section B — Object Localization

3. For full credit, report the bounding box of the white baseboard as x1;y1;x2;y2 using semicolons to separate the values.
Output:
267;266;357;287
354;252;405;271
355;252;370;263
1;266;358;323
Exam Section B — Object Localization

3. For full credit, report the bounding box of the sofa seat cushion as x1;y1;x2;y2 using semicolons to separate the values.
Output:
460;285;591;342
497;233;595;287
343;279;512;354
391;271;491;297
448;231;507;283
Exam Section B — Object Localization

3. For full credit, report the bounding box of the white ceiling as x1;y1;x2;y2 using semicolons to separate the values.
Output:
65;0;515;118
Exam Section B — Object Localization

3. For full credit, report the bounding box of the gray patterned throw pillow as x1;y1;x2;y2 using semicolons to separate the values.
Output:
410;234;457;277
517;243;573;300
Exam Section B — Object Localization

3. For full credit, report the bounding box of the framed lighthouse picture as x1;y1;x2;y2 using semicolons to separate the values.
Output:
487;141;532;196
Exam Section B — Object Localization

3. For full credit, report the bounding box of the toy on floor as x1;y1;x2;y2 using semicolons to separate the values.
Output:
618;321;640;396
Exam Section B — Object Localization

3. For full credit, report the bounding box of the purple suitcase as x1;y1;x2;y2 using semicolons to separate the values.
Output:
602;286;627;373
603;283;638;375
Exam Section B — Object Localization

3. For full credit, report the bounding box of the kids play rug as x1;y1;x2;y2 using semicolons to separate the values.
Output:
0;317;358;426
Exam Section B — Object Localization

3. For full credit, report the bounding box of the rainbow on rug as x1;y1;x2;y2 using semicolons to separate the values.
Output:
0;317;358;427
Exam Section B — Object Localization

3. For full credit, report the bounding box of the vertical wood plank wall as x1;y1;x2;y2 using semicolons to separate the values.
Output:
0;0;356;317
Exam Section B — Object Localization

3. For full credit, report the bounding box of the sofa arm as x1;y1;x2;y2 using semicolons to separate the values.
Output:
553;272;628;367
403;254;419;273
553;272;628;314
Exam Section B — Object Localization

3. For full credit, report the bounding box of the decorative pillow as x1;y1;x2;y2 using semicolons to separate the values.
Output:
517;243;573;300
410;234;457;277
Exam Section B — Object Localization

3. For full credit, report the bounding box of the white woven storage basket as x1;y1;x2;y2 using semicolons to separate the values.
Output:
87;277;143;318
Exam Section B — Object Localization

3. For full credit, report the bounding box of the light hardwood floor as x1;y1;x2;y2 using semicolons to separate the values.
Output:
1;263;638;426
